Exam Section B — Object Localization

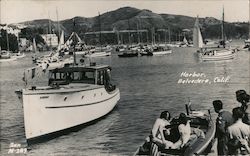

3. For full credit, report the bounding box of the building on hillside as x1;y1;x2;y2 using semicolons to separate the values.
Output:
41;34;58;48
0;25;21;37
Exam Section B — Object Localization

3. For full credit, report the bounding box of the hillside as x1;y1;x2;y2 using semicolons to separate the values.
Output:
17;6;248;43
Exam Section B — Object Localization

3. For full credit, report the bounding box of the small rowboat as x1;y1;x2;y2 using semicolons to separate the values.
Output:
134;105;215;156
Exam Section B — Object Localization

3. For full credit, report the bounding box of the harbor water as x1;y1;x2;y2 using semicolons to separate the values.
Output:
0;43;249;155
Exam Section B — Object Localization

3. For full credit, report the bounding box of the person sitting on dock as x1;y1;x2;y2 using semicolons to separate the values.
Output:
236;90;250;125
170;113;191;149
151;111;173;148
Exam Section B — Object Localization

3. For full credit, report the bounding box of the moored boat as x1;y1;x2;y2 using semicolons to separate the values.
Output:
134;105;215;156
12;52;26;59
84;51;111;58
200;7;236;60
118;51;139;57
15;63;120;144
151;46;172;55
201;48;235;61
0;50;17;62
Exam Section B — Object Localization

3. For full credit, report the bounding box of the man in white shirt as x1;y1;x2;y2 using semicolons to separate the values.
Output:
228;107;250;155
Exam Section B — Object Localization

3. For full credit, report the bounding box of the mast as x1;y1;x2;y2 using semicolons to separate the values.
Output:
249;0;250;39
56;7;60;43
221;6;225;42
168;26;171;44
98;12;102;51
164;29;167;45
127;19;131;45
6;26;9;51
73;18;76;65
48;11;52;51
137;23;140;44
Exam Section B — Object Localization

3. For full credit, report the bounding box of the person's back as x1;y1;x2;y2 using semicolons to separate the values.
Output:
228;121;250;139
178;120;191;146
217;110;234;138
171;113;191;149
228;107;250;155
213;100;234;155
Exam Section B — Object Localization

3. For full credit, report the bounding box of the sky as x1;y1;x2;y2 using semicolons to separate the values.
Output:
1;0;249;24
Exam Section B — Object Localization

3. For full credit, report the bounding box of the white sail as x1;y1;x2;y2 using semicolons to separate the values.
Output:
57;30;65;52
183;36;188;44
32;38;37;52
193;17;203;48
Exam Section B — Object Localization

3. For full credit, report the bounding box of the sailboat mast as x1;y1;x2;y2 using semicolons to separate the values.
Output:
249;0;250;39
6;26;10;51
48;11;52;51
221;6;225;42
56;7;60;43
128;19;131;45
73;18;76;65
168;26;171;44
98;12;102;50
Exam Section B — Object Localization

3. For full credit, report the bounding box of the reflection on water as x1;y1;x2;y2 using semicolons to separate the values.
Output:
0;45;249;155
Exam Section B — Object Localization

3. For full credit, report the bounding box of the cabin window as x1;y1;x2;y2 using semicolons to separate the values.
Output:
76;71;95;84
97;70;105;85
73;72;80;80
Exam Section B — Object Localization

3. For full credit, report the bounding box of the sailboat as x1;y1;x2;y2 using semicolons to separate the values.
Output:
32;38;40;63
57;30;65;53
84;13;111;58
179;35;189;47
193;16;203;49
201;7;235;61
148;27;172;56
0;29;17;62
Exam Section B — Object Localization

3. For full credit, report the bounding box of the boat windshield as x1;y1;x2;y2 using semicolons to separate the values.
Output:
48;67;112;87
48;70;96;85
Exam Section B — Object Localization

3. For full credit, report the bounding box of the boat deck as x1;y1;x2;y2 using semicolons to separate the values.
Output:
23;83;102;95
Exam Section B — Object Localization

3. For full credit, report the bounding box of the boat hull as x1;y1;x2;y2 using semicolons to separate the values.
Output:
152;50;172;55
201;49;235;61
118;53;139;57
12;53;26;59
134;112;215;156
0;57;17;62
84;52;111;58
20;85;120;144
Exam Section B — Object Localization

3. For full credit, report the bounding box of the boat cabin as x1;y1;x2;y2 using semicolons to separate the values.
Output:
48;64;115;91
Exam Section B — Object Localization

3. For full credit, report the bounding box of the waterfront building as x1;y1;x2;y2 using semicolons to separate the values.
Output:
41;34;58;48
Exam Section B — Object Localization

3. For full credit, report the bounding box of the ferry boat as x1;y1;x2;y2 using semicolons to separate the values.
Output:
134;104;215;156
15;63;120;144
